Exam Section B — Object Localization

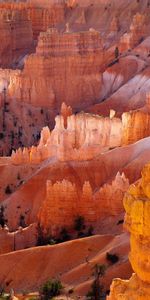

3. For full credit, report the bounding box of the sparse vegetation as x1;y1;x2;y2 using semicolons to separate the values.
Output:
86;264;106;300
0;133;4;140
17;173;21;180
40;279;63;300
5;185;12;195
87;225;94;236
19;214;27;228
36;224;55;246
117;219;124;225
74;215;85;232
114;46;119;59
59;228;71;242
0;205;6;228
68;288;74;294
106;252;119;264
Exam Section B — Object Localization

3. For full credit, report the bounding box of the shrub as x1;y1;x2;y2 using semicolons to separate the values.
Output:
114;46;119;59
77;231;86;238
36;224;56;246
59;228;70;242
19;214;26;228
0;205;6;228
74;216;85;232
92;264;106;278
106;252;119;264
17;173;21;180
86;281;103;300
40;279;63;300
117;219;124;225
87;225;94;236
5;185;12;195
87;264;106;300
68;288;74;294
0;133;4;139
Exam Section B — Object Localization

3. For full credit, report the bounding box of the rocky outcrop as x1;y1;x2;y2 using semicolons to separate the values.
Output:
38;172;129;236
27;1;65;39
4;135;150;231
119;13;148;52
11;111;122;164
108;163;150;299
122;109;150;145
0;1;65;39
9;28;104;110
0;7;33;67
11;106;150;165
0;223;37;254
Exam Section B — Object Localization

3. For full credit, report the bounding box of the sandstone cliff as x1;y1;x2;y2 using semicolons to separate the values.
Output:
0;1;65;39
0;7;33;68
0;224;37;254
119;13;148;53
108;163;150;299
8;28;104;110
38;173;129;236
3;135;150;232
11;110;122;164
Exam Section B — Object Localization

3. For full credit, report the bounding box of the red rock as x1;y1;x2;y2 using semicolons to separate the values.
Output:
0;7;33;67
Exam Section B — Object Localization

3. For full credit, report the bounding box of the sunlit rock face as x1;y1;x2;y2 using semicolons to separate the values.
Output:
0;7;33;67
11;109;123;164
38;173;129;236
0;1;66;39
122;110;150;145
8;28;104;110
0;224;37;254
108;163;150;300
10;106;150;166
119;13;148;52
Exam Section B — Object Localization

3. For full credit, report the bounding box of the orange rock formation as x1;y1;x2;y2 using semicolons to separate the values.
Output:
0;224;37;254
108;163;150;299
38;173;129;236
8;28;104;110
119;13;148;53
0;7;33;67
0;1;65;39
11;110;122;164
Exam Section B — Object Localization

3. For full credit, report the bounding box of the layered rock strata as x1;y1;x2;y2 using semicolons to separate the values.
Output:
108;163;150;299
11;106;150;165
0;8;33;67
39;172;129;236
8;28;104;110
11;111;122;164
0;1;65;39
0;223;37;254
119;13;148;52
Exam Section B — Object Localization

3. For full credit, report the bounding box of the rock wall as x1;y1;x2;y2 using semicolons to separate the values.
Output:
11;105;150;165
108;163;150;299
0;1;65;39
38;172;129;236
11;111;123;164
0;7;33;67
27;1;65;39
8;28;104;109
122;110;150;145
119;13;148;52
0;223;37;254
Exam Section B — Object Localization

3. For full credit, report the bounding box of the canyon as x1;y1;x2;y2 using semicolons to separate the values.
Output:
1;0;150;299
